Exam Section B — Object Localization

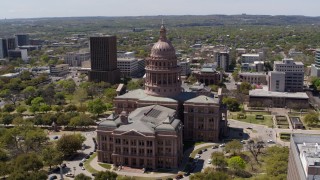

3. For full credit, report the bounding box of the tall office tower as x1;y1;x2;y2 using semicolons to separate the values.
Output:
88;36;120;84
7;38;16;50
0;39;8;59
311;49;320;77
15;34;30;46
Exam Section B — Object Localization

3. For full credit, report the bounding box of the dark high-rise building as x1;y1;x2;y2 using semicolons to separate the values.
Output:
15;34;30;46
88;36;120;84
7;38;16;50
0;39;8;59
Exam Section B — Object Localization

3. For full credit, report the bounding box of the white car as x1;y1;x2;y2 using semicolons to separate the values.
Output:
267;140;274;143
81;158;86;162
219;143;225;147
81;166;85;170
207;159;212;164
195;154;201;159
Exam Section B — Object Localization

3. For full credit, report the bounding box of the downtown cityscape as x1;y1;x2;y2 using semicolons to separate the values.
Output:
1;1;320;180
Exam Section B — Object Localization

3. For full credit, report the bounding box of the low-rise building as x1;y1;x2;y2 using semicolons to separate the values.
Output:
97;105;183;169
287;134;320;180
192;64;222;85
239;72;267;85
8;49;28;61
248;89;309;108
241;54;260;63
49;64;69;76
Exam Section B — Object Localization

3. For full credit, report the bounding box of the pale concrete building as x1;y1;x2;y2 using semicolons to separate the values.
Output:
239;72;267;85
215;51;230;71
287;134;320;180
241;54;260;63
117;52;139;77
310;49;320;77
49;64;69;76
178;61;191;76
269;58;304;92
64;52;90;67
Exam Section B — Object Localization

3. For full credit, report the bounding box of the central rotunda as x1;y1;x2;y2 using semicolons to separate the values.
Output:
144;24;182;97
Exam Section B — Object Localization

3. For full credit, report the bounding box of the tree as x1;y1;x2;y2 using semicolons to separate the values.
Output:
69;114;94;128
304;112;319;126
190;167;230;180
94;171;118;180
211;152;227;169
73;88;88;105
14;153;43;172
187;75;197;84
41;146;64;170
75;173;92;180
56;134;85;158
56;79;76;94
105;88;117;101
2;104;15;112
65;104;77;112
87;99;107;116
225;140;243;155
264;146;289;177
39;104;51;113
222;97;240;111
228;156;246;171
16;105;27;114
246;139;265;164
239;82;252;94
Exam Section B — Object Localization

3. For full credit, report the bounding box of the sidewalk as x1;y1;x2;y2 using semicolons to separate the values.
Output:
89;143;216;178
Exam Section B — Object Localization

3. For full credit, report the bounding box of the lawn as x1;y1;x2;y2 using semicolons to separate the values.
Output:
230;113;273;127
98;163;112;170
84;153;99;173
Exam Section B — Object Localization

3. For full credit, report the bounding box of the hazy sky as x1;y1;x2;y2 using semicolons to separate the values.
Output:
1;0;319;19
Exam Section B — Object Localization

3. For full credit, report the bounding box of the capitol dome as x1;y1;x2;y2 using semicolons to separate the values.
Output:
150;25;176;58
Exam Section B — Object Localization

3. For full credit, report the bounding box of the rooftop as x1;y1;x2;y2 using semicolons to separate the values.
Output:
185;95;219;104
249;89;309;99
242;54;259;57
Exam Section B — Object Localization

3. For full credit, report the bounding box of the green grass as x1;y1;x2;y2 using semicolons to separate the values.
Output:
244;111;271;115
230;113;273;127
84;153;99;173
98;163;112;170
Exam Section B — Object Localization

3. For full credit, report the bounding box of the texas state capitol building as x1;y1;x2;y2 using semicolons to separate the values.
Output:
97;24;228;170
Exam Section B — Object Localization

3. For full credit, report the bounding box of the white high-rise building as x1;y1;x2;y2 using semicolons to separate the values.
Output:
64;52;90;67
311;49;320;77
117;52;139;77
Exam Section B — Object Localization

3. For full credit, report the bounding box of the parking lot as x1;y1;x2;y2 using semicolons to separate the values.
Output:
48;131;97;180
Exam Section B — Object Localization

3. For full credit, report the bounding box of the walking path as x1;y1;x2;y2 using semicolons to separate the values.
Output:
89;143;215;178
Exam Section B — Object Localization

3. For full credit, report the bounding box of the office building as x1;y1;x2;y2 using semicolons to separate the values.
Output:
241;54;260;63
49;64;69;76
215;51;230;71
287;134;320;180
268;58;304;92
0;39;8;59
65;52;90;67
178;61;191;76
15;34;30;46
8;49;28;61
97;105;183;169
88;36;120;84
117;52;139;77
7;38;16;50
310;49;320;77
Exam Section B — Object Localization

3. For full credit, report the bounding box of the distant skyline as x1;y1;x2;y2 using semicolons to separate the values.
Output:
1;0;319;19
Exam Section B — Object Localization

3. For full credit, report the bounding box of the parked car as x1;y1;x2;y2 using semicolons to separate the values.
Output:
175;174;183;179
208;159;212;164
89;152;94;155
81;166;85;170
49;175;57;180
184;171;190;176
53;136;59;140
61;163;66;168
219;143;225;147
203;148;207;152
65;173;74;178
212;145;218;149
267;140;274;143
198;150;203;154
85;155;90;159
79;162;83;166
195;154;201;159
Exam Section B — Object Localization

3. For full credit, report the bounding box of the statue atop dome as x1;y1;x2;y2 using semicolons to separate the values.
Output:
159;19;167;41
